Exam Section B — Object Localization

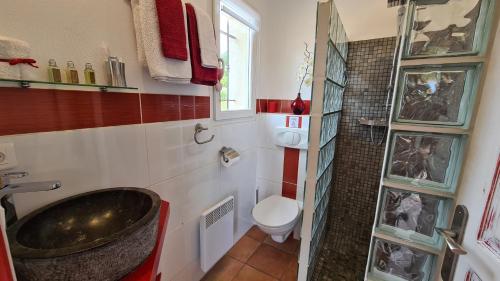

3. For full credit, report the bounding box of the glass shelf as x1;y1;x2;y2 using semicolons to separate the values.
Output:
0;78;138;92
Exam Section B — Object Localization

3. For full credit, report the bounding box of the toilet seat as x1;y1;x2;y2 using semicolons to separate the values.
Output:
252;195;300;228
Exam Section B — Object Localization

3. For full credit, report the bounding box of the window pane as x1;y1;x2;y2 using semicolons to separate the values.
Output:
220;11;251;112
220;31;229;111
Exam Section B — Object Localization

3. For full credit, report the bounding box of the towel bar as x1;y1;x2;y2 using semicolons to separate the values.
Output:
194;123;215;145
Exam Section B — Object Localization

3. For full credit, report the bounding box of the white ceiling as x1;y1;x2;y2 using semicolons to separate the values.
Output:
334;0;399;41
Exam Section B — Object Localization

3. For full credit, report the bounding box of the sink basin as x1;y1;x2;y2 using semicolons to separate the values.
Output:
7;187;161;281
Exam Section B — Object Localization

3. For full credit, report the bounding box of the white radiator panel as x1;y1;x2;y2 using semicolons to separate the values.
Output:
200;196;235;272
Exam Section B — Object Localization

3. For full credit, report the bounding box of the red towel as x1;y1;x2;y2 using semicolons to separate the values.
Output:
156;0;188;61
185;3;218;86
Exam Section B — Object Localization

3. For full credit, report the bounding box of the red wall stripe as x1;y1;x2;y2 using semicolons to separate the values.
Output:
0;228;14;281
282;147;300;199
141;94;180;123
194;96;211;119
0;87;212;136
0;88;142;136
256;99;310;115
180;96;195;120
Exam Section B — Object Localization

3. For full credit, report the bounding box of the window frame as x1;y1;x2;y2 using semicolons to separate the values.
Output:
213;0;259;120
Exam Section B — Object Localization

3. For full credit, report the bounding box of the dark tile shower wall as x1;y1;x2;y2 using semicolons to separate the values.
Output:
312;37;397;281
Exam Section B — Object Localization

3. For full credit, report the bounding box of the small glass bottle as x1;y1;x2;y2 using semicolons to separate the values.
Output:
48;59;62;83
84;63;96;85
66;61;79;84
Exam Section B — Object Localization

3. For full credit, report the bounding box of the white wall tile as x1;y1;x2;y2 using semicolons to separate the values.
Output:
181;163;220;223
256;147;284;184
217;120;257;153
256;178;283;202
160;225;189;281
148;176;185;231
146;122;184;185
257;114;286;149
1;125;149;217
180;121;221;173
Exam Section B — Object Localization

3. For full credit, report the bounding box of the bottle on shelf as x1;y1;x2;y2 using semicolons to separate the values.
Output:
84;63;96;85
65;61;79;84
48;59;62;83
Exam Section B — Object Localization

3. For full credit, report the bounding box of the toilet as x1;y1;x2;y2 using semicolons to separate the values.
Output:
252;195;302;243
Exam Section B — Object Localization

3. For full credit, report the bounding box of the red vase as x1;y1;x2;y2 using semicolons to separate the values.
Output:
291;93;305;115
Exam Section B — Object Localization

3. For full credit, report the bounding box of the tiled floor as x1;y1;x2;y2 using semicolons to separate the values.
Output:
202;226;299;281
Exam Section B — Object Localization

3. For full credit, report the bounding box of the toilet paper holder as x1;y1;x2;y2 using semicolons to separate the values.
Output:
220;147;240;167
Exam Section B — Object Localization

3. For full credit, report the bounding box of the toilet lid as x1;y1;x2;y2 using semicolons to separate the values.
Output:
252;195;300;228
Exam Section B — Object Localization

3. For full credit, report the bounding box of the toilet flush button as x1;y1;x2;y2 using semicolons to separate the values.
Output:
283;132;295;145
292;133;301;145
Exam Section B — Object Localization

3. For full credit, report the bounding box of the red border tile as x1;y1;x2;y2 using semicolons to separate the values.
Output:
0;87;299;137
280;100;293;114
282;147;300;199
180;95;195;120
194;96;211;119
283;148;300;184
267;99;281;113
303;100;311;115
0;87;141;136
282;182;297;200
256;98;310;115
257;99;268;113
141;94;180;123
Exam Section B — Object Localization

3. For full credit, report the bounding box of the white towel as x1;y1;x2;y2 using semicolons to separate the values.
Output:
0;63;20;80
0;36;32;80
138;0;192;83
192;4;219;68
131;0;146;66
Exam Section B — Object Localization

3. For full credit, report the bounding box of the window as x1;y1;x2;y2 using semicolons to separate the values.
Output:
214;0;260;120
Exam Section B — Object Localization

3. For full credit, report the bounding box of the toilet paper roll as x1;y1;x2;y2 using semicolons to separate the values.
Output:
221;154;240;168
220;147;240;168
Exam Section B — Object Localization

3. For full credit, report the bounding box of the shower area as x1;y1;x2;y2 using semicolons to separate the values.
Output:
311;36;397;281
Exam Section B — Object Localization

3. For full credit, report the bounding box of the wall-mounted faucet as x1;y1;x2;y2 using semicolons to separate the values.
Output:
0;171;61;226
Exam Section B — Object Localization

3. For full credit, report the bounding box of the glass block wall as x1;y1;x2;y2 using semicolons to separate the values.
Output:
298;1;347;280
366;0;496;280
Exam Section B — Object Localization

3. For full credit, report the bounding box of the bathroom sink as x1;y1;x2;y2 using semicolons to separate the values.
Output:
7;187;161;281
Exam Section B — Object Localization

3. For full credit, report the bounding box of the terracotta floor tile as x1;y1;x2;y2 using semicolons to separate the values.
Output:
247;244;294;279
264;235;300;255
201;256;243;281
233;265;277;281
228;236;261;262
246;226;267;242
281;258;299;281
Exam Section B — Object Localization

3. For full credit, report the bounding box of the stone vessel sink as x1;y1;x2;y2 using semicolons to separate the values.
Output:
7;187;161;281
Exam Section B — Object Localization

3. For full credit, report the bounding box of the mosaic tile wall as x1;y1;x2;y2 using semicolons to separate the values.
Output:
312;37;397;281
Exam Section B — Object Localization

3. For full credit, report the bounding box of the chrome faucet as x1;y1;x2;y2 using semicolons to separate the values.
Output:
0;171;62;226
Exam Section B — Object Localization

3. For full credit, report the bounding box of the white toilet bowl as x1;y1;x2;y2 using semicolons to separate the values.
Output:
252;195;302;243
